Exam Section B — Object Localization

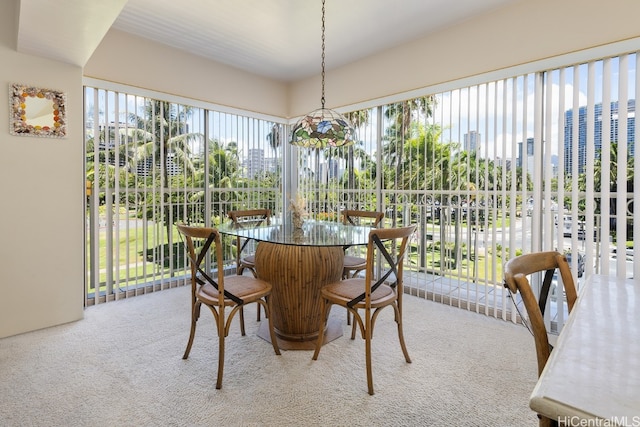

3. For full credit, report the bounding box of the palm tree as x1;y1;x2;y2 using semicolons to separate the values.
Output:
447;150;478;269
382;96;437;226
586;142;635;240
122;101;203;274
401;122;447;190
85;129;134;197
188;138;247;220
343;110;371;193
127;101;201;190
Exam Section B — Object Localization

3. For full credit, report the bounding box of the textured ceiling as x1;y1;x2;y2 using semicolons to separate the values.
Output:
17;0;522;82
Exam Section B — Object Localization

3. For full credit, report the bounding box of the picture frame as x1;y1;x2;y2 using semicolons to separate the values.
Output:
9;83;67;138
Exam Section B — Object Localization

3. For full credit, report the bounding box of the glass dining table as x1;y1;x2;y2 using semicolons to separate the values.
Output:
218;218;373;350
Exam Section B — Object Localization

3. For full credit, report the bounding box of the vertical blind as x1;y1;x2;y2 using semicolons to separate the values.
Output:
85;49;637;334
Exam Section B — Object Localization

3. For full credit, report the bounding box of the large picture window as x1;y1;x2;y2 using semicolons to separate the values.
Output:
85;49;636;334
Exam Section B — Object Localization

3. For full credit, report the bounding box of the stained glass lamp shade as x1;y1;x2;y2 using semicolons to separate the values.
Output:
290;107;356;148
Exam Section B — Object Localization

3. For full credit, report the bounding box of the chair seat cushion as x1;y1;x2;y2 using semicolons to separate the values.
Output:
343;255;366;269
321;278;396;308
197;275;271;306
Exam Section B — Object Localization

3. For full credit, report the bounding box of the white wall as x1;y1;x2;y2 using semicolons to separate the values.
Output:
84;29;290;119
0;0;85;338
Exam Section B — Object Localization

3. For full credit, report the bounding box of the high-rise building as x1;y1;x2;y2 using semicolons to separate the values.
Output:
526;137;535;175
246;148;265;178
563;100;635;176
463;130;481;153
515;137;534;171
136;153;181;177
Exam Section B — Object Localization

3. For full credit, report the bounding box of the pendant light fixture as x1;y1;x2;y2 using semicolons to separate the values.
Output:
289;0;356;148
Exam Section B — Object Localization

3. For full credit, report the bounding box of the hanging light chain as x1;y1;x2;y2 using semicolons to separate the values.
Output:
321;0;326;109
289;0;356;148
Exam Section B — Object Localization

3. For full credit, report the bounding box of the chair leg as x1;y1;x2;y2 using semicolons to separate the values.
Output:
394;304;411;363
216;320;225;389
263;295;270;319
350;310;359;340
312;299;330;360
257;291;269;322
264;299;281;356
239;306;246;336
183;302;200;359
365;319;374;395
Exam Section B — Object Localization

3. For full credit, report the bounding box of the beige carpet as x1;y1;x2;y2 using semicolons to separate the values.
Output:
0;286;539;426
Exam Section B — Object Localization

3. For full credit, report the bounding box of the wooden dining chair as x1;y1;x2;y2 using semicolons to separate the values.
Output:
312;224;416;395
228;208;271;321
177;224;280;390
341;209;385;325
503;250;578;427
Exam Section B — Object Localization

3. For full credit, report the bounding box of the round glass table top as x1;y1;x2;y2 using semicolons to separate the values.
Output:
218;219;372;247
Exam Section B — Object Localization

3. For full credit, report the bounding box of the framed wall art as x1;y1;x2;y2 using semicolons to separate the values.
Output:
9;83;66;138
